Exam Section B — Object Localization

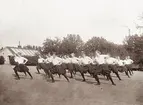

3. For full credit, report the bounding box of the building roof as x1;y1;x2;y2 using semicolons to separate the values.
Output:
6;47;39;56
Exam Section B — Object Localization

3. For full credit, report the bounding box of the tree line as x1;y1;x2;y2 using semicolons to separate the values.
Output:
42;34;129;59
23;34;143;65
23;45;42;51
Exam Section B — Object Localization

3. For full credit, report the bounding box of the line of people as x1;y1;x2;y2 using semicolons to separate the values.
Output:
12;51;133;85
36;51;134;85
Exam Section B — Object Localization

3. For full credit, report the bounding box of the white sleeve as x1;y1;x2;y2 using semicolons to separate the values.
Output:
51;59;54;64
131;60;133;63
59;58;63;64
45;58;48;63
14;57;18;62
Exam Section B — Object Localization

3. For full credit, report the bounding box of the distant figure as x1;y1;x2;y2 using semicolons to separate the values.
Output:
13;52;33;80
50;53;69;82
36;54;45;74
2;53;5;63
124;56;134;75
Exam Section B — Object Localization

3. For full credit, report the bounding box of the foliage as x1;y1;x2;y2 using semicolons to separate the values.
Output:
42;37;61;54
60;34;84;55
83;36;128;58
42;34;129;58
123;34;143;65
42;34;83;56
23;45;42;51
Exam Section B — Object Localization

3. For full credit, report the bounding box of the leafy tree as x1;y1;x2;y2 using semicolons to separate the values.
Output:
23;45;42;51
84;36;128;58
60;34;84;55
42;37;61;54
123;34;143;64
42;34;128;58
23;45;34;50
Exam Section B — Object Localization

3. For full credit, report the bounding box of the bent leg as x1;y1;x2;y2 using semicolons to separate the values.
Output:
94;74;100;85
14;70;20;79
115;72;121;80
36;66;40;74
26;71;33;79
62;74;70;82
107;74;116;85
80;72;86;81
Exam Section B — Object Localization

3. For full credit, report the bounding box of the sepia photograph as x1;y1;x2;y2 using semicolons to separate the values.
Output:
0;0;143;105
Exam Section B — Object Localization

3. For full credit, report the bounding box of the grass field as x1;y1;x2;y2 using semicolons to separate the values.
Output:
0;64;143;105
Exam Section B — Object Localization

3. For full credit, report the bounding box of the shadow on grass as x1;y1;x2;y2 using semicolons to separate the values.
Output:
40;73;63;83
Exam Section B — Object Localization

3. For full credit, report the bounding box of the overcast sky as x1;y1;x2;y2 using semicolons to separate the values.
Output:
0;0;143;48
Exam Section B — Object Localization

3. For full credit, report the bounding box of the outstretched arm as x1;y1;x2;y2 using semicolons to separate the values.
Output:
23;57;28;64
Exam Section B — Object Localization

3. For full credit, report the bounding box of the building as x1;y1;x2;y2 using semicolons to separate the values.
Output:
0;46;39;64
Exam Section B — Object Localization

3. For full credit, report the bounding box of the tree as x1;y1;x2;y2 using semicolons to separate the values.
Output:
23;45;42;51
84;36;111;55
42;37;61;54
60;34;84;55
123;34;143;64
23;45;34;50
84;36;128;58
42;34;129;58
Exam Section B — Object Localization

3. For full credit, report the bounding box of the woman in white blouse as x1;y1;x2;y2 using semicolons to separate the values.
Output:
13;52;33;79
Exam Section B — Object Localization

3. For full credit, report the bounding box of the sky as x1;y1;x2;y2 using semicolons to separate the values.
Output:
0;0;143;48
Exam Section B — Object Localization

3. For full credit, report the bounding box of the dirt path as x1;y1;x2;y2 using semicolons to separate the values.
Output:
0;65;143;105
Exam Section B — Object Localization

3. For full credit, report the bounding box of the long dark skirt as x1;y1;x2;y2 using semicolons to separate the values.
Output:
14;64;29;72
87;64;116;85
125;64;134;75
93;64;111;75
13;64;33;79
36;63;43;69
50;64;69;82
51;65;66;75
117;65;130;78
108;64;121;80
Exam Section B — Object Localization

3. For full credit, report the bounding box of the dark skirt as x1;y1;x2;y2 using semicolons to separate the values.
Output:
85;64;97;74
108;64;118;73
117;66;127;72
51;65;66;75
61;63;68;70
40;63;53;70
67;63;75;71
13;64;29;72
94;64;111;75
76;64;88;73
37;63;43;70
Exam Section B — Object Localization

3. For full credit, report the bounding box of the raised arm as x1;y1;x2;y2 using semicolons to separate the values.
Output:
23;57;28;64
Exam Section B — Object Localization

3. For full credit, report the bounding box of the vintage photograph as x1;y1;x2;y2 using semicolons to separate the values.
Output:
0;0;143;105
